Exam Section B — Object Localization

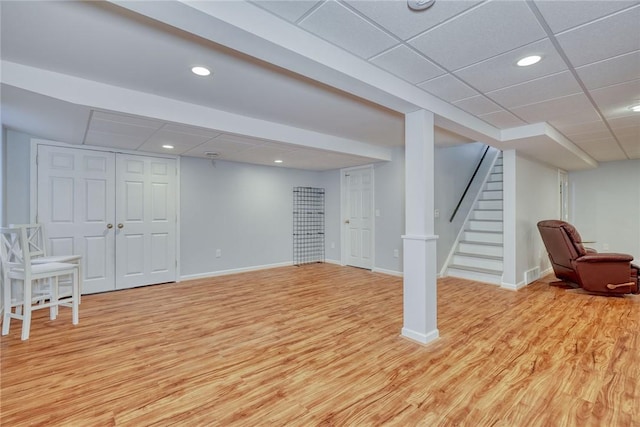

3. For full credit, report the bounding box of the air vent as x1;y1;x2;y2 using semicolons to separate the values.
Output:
524;267;540;284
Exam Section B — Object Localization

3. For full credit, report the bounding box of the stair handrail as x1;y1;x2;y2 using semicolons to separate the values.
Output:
449;145;490;223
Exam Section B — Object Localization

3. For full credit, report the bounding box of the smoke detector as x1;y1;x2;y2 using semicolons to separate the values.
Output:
408;0;435;11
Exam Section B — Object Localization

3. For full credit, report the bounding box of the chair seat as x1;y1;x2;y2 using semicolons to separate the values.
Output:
9;262;78;277
31;255;81;264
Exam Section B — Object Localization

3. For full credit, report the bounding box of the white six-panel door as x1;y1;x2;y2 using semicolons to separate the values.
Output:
37;145;116;294
115;154;176;289
345;166;373;269
37;145;177;293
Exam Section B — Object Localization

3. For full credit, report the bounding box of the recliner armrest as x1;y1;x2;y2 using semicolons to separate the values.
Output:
578;253;634;263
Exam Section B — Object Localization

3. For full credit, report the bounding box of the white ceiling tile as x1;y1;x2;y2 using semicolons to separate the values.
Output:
556;5;640;67
453;95;502;116
486;71;582;109
137;129;215;155
409;0;546;70
418;73;479;102
299;1;399;59
454;38;568;92
550;119;609;137
84;130;146;150
160;123;222;139
87;118;159;139
478;110;527;128
613;125;639;140
370;45;444;84
91;111;163;129
619;134;640;159
510;93;600;124
345;0;481;40
620;144;640;159
568;130;615;144
591;79;640;119
608;115;640;131
576;51;640;90
574;139;628;162
251;1;321;23
182;134;267;158
533;0;638;34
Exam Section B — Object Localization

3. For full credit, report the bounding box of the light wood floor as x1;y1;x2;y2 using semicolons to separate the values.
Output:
1;264;639;426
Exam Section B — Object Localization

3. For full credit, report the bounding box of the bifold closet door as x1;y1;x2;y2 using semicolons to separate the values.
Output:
115;154;177;289
37;145;116;294
38;145;177;294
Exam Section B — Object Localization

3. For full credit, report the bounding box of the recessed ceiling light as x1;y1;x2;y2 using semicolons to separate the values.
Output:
517;55;542;67
191;66;211;76
162;144;174;149
629;104;640;113
274;160;283;164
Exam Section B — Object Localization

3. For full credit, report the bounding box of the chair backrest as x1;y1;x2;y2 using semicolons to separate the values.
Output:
0;227;30;273
537;220;590;284
8;224;47;258
537;220;587;268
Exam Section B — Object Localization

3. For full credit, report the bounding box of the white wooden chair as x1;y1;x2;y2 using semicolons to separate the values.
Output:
1;227;80;340
10;223;83;300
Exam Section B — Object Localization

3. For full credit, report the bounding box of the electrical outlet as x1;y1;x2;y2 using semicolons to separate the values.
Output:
375;209;380;217
434;209;440;218
216;249;222;258
602;243;609;251
393;249;399;258
330;242;335;249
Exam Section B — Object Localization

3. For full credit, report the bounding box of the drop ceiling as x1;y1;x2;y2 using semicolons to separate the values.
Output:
1;0;639;171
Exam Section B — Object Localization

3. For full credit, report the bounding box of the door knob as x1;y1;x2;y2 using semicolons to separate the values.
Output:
117;223;124;229
345;219;350;224
107;223;113;229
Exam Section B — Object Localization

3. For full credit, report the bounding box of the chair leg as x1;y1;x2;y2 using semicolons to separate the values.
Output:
72;269;79;325
21;279;32;341
2;277;11;336
50;277;59;320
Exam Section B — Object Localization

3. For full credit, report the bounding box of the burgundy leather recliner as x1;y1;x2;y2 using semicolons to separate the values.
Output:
537;220;639;295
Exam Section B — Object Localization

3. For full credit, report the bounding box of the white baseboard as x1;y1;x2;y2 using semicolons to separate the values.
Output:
180;261;293;281
401;327;440;345
324;259;342;266
541;267;554;278
501;281;526;291
373;267;403;277
501;267;555;291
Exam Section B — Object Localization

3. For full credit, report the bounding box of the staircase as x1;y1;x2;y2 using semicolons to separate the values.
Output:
446;155;503;285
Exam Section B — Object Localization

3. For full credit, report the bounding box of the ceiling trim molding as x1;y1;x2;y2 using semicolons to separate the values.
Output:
1;60;392;162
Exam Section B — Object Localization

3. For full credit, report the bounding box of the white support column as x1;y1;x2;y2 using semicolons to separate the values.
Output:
401;110;439;345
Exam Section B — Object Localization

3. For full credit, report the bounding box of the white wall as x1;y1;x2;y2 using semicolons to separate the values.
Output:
179;156;327;278
569;159;640;261
507;152;559;288
1;127;5;225
4;129;31;225
373;147;405;274
319;169;341;263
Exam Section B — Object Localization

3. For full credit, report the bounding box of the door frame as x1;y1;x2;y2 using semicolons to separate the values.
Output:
29;138;182;282
558;169;569;221
340;164;375;269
